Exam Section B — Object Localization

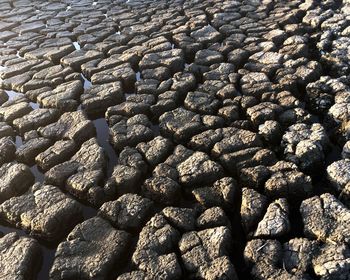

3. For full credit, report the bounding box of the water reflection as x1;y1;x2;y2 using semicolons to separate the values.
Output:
72;42;81;50
93;118;118;177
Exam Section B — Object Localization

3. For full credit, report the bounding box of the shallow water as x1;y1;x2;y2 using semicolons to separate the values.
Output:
30;165;45;183
94;118;118;177
72;41;81;50
136;71;141;81
81;73;92;89
6;90;39;108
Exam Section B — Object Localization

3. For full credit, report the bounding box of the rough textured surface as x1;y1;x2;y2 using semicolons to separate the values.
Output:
0;233;42;280
0;183;82;241
0;162;34;203
50;217;130;280
0;0;350;279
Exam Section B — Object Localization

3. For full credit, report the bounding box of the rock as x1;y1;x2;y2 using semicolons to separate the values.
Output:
37;80;83;111
139;49;184;73
265;165;313;201
142;66;171;81
116;271;146;280
254;198;290;238
179;226;235;277
300;193;350;244
45;138;108;205
16;137;52;165
282;123;329;173
12;108;59;135
239;165;271;190
91;63;136;92
190;25;222;45
192;177;239;210
0;183;82;241
0;136;16;165
159;107;223;143
0;162;34;203
109;114;154;151
150;93;178;119
138;253;182;280
50;217;130;280
0;96;32;123
177;151;224;186
262;90;301;109
171;72;197;95
194;49;224;66
241;188;269;234
112;147;147;195
162;207;197;231
196;207;229;229
342;141;350;159
277;107;313;127
189;127;262;158
258;120;282;145
80;82;124;117
35;140;78;171
136;136;173;167
61;49;104;71
312;242;350;280
244;239;299;280
220;147;277;175
184;90;220;114
132;213;181;279
203;63;235;81
0;233;41;280
240;72;272;99
106;98;152;119
327;159;350;192
282;238;319;276
0;89;8;105
198;256;238;280
263;29;287;46
99;194;153;231
143;176;182;205
246;102;283;126
38;110;95;144
0;122;14;138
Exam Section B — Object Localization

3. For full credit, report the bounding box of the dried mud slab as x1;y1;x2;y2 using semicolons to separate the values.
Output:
0;0;350;279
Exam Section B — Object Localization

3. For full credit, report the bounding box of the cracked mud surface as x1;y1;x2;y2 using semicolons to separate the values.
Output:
0;0;350;279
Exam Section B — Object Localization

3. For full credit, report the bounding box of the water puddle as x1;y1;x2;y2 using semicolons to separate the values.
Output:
30;165;45;183
72;41;81;50
15;135;23;147
151;123;161;136
6;90;21;101
93;118;118;177
81;73;92;89
136;71;141;81
29;102;39;109
37;248;56;280
5;90;39;109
